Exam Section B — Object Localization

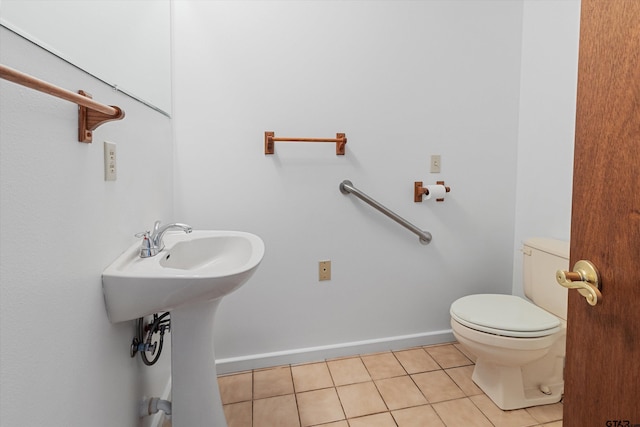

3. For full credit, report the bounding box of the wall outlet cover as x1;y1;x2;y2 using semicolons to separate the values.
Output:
319;260;331;281
104;141;117;181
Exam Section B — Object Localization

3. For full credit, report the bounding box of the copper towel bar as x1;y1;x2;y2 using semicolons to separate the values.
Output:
0;63;125;143
264;131;347;155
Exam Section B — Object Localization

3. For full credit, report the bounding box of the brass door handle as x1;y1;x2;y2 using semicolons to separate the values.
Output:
556;260;602;306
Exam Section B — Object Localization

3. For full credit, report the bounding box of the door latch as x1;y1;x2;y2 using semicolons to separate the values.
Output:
556;260;602;306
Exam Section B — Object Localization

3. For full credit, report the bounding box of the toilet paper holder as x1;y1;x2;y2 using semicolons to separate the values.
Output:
414;181;451;202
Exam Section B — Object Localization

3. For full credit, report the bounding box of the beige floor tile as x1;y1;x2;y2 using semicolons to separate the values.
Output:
223;401;252;427
471;394;539;427
412;370;465;403
392;405;446;427
453;342;477;362
292;362;334;392
253;394;300;427
327;357;371;386
219;372;252;404
348;412;397;427
432;397;493;427
375;376;428;410
393;348;441;374
425;344;473;368
217;342;562;427
336;381;388;418
525;402;563;424
253;366;294;399
296;388;345;427
445;365;483;396
315;422;349;427
361;352;407;379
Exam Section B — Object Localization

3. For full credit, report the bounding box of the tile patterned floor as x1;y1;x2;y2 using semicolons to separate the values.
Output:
217;342;563;427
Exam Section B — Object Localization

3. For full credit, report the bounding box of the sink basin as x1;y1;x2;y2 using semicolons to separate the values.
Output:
102;229;264;427
102;230;265;323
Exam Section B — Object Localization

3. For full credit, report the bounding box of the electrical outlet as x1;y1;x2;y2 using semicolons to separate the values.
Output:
104;141;117;181
430;155;441;173
319;260;331;281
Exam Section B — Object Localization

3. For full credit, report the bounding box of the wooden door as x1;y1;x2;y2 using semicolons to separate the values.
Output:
564;0;640;426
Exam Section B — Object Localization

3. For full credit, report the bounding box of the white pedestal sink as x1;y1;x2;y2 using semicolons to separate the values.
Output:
102;230;265;427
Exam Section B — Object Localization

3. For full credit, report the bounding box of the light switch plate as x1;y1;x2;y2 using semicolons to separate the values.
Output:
430;155;441;173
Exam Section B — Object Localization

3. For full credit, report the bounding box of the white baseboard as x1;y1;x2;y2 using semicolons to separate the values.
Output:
215;329;455;375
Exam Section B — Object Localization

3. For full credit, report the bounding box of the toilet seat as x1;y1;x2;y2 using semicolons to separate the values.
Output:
450;294;561;338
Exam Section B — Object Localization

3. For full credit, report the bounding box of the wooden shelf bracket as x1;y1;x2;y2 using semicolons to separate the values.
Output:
78;90;125;142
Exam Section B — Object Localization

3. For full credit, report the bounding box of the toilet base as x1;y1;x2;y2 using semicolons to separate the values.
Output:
451;316;566;410
472;357;564;410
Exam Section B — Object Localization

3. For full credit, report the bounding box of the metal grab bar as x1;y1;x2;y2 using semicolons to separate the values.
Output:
339;180;432;245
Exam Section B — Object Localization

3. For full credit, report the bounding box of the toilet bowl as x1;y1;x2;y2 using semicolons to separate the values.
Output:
450;238;569;410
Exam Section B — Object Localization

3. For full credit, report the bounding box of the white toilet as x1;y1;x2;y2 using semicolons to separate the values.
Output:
450;238;569;410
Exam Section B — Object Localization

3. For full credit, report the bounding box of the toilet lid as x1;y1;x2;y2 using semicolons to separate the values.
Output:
450;294;561;338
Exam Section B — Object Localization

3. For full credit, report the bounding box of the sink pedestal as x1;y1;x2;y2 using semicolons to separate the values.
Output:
101;229;264;425
171;298;227;427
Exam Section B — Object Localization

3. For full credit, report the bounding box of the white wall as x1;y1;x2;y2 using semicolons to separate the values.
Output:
0;28;173;427
512;0;581;296
173;0;524;371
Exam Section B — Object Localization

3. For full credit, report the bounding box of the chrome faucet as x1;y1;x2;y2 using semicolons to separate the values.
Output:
136;220;193;258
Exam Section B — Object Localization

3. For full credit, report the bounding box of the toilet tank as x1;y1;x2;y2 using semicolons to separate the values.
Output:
522;238;570;320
